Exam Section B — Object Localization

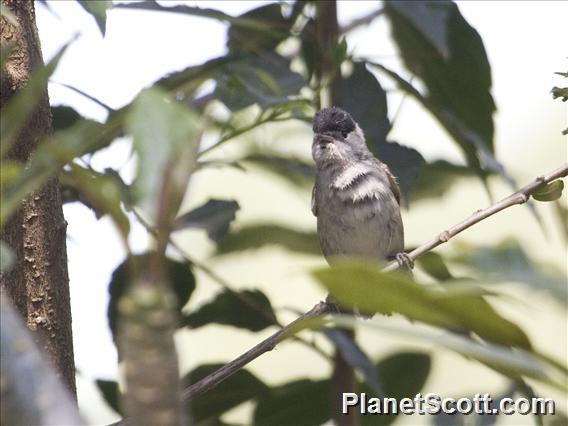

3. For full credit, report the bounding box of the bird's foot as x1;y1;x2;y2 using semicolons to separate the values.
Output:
395;252;414;270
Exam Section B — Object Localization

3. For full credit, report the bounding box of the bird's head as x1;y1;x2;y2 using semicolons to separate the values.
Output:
312;107;368;167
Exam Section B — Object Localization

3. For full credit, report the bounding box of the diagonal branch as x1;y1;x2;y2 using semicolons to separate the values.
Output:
182;163;568;400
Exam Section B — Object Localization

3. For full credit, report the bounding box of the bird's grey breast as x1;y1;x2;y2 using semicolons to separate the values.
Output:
314;161;403;261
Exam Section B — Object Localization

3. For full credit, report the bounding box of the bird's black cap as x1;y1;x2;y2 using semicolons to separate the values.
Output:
312;107;356;138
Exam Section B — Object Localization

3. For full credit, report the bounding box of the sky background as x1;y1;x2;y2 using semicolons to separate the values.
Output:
35;1;567;424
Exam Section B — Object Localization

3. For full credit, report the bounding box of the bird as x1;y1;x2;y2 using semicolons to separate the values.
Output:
311;106;407;267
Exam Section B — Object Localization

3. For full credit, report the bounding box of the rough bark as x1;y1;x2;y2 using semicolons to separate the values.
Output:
0;0;75;395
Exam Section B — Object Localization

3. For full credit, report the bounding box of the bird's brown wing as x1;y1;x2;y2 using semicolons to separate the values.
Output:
372;157;401;205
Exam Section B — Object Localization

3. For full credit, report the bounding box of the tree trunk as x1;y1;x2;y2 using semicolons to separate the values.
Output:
0;0;75;396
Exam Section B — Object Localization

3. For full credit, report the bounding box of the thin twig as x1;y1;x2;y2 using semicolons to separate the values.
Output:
182;302;331;400
182;164;568;399
383;163;568;272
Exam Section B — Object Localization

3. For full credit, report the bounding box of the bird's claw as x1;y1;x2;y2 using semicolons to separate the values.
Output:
395;252;414;270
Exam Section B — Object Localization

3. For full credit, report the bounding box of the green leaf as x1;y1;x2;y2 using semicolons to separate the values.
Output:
411;159;476;202
0;241;14;273
241;153;316;189
1;119;108;226
59;165;130;237
77;0;111;36
95;379;121;415
334;62;425;201
322;328;383;395
125;88;201;219
312;261;531;350
214;53;305;111
107;254;195;337
451;239;568;303
253;379;331;426
360;352;431;425
416;252;454;281
186;364;269;424
1;42;69;158
532;179;564;202
227;4;291;54
175;199;239;243
183;288;277;332
383;2;497;179
51;106;82;131
551;86;568;101
335;62;390;147
214;223;320;256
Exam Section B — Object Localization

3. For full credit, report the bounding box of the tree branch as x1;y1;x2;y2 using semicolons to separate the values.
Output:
383;163;568;271
181;164;568;400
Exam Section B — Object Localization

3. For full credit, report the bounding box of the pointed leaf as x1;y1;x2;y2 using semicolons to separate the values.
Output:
312;261;531;350
59;165;130;237
532;180;564;202
385;2;498;180
214;53;305;111
183;288;277;332
253;379;331;426
77;0;112;36
175;199;239;243
360;352;431;425
125;88;201;219
214;224;320;256
1;42;69;157
416;252;454;281
95;379;121;415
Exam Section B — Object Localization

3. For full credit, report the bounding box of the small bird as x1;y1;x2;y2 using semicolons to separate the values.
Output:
311;107;406;266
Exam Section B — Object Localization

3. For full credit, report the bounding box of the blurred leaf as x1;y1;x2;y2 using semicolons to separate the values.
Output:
186;364;269;424
107;254;195;337
0;241;14;273
555;71;568;78
1;42;69;158
300;18;317;81
327;315;565;391
175;199;239;243
388;2;450;58
323;328;383;396
532;180;564;202
227;3;291;54
125;87;201;219
215;224;320;256
0;161;21;192
385;2;495;176
416;252;454;281
77;0;112;36
360;352;431;425
451;239;568;303
411;159;475;202
241;153;316;188
51;105;82;131
95;379;121;415
183;288;277;332
1;119;108;226
155;56;231;98
59;165;130;237
253;379;331;426
336;62;390;146
376;141;425;204
214;53;305;111
551;86;568;101
313;261;531;350
334;62;425;201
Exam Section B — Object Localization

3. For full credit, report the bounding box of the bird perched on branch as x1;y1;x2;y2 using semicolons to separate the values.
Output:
311;106;408;268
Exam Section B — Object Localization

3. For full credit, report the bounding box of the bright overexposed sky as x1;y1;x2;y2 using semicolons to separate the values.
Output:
35;1;567;424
